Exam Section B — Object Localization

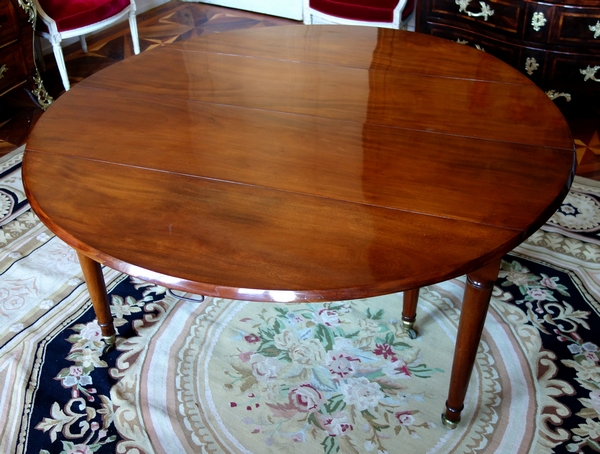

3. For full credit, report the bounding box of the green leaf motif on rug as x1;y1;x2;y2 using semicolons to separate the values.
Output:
223;300;442;452
315;323;336;352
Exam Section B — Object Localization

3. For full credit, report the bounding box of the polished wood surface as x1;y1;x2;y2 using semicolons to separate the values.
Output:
1;0;596;179
22;25;575;426
24;25;575;300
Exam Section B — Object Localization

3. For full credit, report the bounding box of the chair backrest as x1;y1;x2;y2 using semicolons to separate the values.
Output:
36;0;132;33
308;0;413;24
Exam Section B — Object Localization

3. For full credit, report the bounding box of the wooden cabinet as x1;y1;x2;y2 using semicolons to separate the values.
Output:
416;0;600;115
0;0;50;112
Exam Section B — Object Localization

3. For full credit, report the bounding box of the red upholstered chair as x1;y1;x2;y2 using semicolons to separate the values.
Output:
34;0;140;91
303;0;414;29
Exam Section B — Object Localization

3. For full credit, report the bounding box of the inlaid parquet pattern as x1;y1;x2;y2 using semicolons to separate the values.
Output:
572;121;600;180
1;1;599;180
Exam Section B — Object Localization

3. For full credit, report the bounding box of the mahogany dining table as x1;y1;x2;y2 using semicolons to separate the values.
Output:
22;25;576;428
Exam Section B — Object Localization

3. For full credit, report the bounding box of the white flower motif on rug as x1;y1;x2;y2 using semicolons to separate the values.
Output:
107;286;540;454
550;191;600;232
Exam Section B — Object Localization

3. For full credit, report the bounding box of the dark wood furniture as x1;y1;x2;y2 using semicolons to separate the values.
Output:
22;25;575;428
416;0;600;115
0;0;33;106
0;0;50;115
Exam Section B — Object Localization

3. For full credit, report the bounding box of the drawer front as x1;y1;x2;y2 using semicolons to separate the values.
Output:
429;0;523;35
426;23;522;67
553;5;600;46
0;0;19;44
548;52;600;94
524;1;600;47
0;40;27;94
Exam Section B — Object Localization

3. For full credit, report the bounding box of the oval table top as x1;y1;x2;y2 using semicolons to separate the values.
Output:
23;25;576;303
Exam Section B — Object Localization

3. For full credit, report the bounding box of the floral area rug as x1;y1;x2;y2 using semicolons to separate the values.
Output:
1;150;599;454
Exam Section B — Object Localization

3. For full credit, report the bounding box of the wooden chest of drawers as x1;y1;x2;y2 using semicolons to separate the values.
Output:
0;0;50;113
416;0;600;116
0;0;33;97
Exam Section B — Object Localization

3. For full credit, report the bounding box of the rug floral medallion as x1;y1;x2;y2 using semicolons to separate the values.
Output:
1;152;600;453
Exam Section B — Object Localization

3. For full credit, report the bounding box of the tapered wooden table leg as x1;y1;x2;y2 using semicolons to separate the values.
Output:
76;251;116;353
402;288;419;339
442;257;502;429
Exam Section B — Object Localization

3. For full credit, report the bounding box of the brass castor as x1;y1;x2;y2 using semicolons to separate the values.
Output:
441;413;459;430
101;334;116;354
402;319;418;339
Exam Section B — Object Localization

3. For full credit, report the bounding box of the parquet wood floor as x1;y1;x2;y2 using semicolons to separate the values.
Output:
1;0;598;180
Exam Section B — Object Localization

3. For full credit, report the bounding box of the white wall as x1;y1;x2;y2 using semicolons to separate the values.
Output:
195;0;303;20
137;0;170;15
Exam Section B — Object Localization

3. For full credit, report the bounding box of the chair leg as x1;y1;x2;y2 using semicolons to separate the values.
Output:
80;35;88;53
129;11;140;55
51;40;70;91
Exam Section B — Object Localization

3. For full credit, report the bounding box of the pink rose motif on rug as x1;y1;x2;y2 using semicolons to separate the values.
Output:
219;303;442;452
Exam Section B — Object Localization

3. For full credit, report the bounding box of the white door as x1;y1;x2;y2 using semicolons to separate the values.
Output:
198;0;303;20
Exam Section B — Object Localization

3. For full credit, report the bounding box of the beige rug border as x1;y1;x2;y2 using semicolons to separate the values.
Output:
0;145;25;165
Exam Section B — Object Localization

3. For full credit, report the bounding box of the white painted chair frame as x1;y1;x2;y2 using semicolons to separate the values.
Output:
34;0;140;91
303;0;409;29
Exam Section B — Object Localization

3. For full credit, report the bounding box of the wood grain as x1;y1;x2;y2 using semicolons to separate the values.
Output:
75;44;572;148
24;25;575;301
171;26;531;83
27;87;574;233
23;150;523;300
